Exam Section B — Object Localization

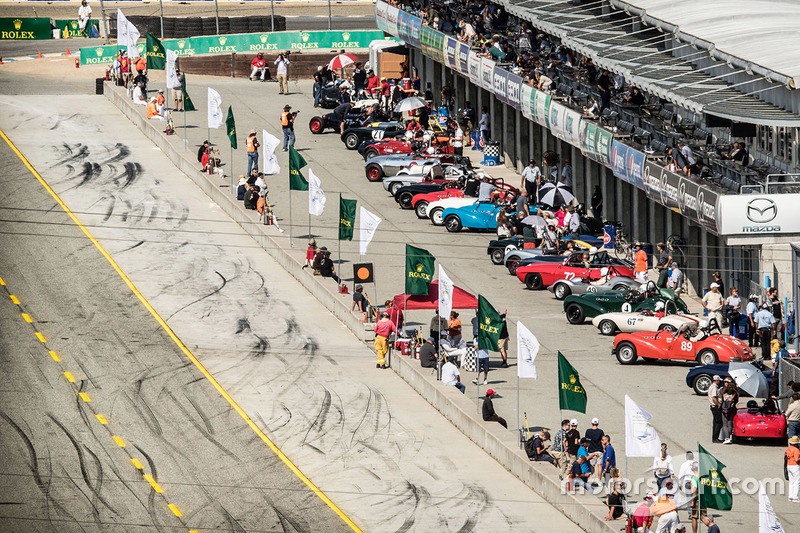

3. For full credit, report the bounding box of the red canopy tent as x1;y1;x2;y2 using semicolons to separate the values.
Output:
391;280;478;311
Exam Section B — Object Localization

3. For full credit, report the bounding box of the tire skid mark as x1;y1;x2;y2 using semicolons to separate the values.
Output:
164;270;227;322
162;389;239;461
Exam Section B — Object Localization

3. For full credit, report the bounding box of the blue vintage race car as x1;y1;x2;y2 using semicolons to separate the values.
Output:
443;202;513;232
685;361;773;395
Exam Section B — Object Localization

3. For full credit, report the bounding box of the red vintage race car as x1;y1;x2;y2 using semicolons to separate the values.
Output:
613;323;755;365
732;399;787;442
411;188;464;217
516;256;635;290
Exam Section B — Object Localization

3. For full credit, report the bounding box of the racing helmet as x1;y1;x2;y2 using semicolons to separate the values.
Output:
699;320;709;329
654;301;665;312
600;267;609;276
589;246;598;255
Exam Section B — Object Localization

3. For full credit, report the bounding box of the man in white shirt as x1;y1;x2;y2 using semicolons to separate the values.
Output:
441;357;465;393
78;1;92;36
275;52;290;95
677;451;695;511
702;283;725;331
132;82;147;105
452;121;464;156
567;208;580;238
479;107;490;143
668;262;684;297
521;159;542;203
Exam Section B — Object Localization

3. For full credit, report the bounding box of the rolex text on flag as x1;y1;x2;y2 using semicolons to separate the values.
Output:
338;196;357;241
698;444;733;510
557;352;587;413
405;244;435;296
477;295;503;351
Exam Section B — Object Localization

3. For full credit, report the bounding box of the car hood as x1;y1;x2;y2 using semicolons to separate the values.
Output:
429;197;477;210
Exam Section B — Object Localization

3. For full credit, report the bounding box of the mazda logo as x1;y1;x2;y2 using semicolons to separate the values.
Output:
746;198;777;223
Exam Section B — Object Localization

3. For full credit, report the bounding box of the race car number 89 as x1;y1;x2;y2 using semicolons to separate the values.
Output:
681;341;693;351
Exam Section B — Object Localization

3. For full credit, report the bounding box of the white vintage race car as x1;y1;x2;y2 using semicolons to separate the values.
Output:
427;197;478;225
592;310;699;336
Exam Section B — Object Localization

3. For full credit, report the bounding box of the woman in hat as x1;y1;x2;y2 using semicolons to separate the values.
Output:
785;434;800;502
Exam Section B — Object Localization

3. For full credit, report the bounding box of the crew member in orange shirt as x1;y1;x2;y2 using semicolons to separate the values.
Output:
786;435;800;502
133;55;147;76
633;242;648;282
155;88;166;114
146;97;163;120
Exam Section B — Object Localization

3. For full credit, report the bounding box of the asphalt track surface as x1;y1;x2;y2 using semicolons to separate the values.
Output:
0;136;353;531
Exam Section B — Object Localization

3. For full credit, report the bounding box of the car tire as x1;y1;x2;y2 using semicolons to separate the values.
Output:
506;257;520;275
309;117;324;134
565;303;585;325
398;192;414;209
444;215;462;232
658;324;677;332
415;200;429;219
364;148;379;160
692;374;713;395
525;273;543;290
616;342;638;364
344;132;360;150
365;163;383;182
599;319;617;336
554;283;570;300
430;208;444;226
612;283;629;291
490;248;504;265
389;182;403;197
697;349;718;365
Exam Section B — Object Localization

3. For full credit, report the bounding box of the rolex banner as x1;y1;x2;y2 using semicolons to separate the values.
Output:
477;295;503;351
698;444;733;510
405;244;435;296
338;195;356;241
145;32;166;70
558;352;587;413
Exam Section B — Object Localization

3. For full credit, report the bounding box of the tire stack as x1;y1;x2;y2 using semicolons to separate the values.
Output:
107;16;286;39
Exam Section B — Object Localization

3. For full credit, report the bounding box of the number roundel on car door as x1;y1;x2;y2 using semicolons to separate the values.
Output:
372;130;385;140
621;302;632;312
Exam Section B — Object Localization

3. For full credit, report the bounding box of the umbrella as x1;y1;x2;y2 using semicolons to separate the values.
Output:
728;362;770;398
394;96;427;113
327;53;358;70
521;215;547;228
538;182;575;208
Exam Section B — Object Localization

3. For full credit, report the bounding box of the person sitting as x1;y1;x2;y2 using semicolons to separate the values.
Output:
250;52;268;81
406;118;423;136
439;334;466;365
569;454;591;491
590;266;612;286
132;82;147;105
440;356;465;393
583;98;599;118
351;283;367;313
419;337;437;369
605;482;626;521
724;142;748;165
653;301;666;318
146;97;164;120
319;249;341;284
530;431;558;466
482;389;507;428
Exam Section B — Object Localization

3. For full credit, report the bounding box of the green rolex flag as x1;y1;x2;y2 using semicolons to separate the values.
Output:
225;106;237;149
477;295;504;351
698;444;733;510
181;74;196;112
339;195;357;241
405;244;435;295
558;352;587;413
145;33;166;71
289;146;308;191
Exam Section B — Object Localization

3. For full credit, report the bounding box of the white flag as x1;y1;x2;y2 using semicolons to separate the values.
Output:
624;395;662;457
116;10;141;58
207;87;223;129
308;169;326;216
359;207;381;256
438;264;453;320
516;321;539;378
262;129;280;175
759;481;785;533
166;49;179;89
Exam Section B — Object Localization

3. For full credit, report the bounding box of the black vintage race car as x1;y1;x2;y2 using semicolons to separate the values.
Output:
309;112;366;135
341;122;406;150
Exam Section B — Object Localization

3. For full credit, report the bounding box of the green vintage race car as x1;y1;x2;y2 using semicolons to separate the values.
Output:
563;282;690;325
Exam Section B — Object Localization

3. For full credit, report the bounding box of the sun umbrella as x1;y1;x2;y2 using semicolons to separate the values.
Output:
538;182;576;208
394;96;427;113
728;362;770;398
521;215;547;228
327;53;358;70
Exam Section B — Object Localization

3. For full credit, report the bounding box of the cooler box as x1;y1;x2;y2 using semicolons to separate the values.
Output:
394;337;412;355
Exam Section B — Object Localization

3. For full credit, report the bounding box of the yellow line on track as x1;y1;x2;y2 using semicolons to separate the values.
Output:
9;295;19;304
63;371;75;382
22;312;32;322
131;458;144;470
143;474;164;493
78;392;91;402
113;436;126;447
168;504;183;517
0;127;362;533
49;350;60;362
35;332;46;342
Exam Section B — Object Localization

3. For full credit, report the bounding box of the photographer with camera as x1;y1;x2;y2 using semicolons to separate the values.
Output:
280;105;297;152
275;51;290;95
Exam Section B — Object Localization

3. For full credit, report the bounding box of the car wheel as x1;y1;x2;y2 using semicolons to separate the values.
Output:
365;163;383;182
697;349;718;365
525;273;543;290
490;248;504;265
616;342;638;364
554;283;570;300
344;132;360;150
612;283;629;291
309;117;324;134
430;208;444;226
658;324;677;332
415;200;429;219
565;303;585;325
692;374;713;395
364;148;379;160
507;258;520;275
444;215;462;232
389;182;402;197
599;319;617;336
398;192;413;209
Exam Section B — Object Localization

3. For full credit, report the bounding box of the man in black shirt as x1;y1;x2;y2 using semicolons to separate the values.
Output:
569;455;591;492
333;101;353;134
597;70;611;113
351;284;366;312
530;431;557;466
590;185;603;220
566;419;581;460
319;250;340;284
604;483;626;521
482;389;507;428
585;417;605;480
419;337;437;368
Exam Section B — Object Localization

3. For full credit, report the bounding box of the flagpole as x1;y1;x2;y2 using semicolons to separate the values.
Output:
289;190;294;247
230;143;233;194
338;193;342;269
517;374;520;442
308;211;311;239
183;105;187;152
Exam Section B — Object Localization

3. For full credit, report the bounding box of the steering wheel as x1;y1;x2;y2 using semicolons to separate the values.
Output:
644;280;660;297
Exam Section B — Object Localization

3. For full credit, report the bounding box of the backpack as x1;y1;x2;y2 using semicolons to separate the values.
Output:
244;190;258;210
525;436;538;460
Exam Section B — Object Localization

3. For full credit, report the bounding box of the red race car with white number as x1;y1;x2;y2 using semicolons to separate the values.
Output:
516;256;635;290
613;322;755;365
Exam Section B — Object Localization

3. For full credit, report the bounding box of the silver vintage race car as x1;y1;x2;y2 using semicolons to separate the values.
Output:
546;266;644;300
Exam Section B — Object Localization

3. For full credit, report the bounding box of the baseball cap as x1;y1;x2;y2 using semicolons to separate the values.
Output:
645;491;655;500
723;377;733;383
591;417;599;425
712;375;721;381
427;336;435;342
381;311;390;318
710;282;720;289
570;418;578;426
355;284;363;290
486;389;496;396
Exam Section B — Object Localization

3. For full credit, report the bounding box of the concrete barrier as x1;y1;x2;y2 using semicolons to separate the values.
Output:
105;81;621;533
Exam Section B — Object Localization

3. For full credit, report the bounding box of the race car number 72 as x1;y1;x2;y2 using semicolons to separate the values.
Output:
563;272;576;280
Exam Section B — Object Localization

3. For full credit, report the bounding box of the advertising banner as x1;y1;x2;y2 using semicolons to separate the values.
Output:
429;29;445;63
55;19;100;38
467;50;481;85
444;36;458;70
386;4;400;36
409;16;421;48
531;88;550;128
480;57;495;91
548;101;567;142
715;194;793;236
611;141;645;189
642;162;720;233
0;17;52;40
457;41;470;75
580;121;597;158
580;122;614;167
562;107;582;146
611;141;630;183
420;23;434;58
595;126;613;167
492;66;508;104
506;72;522;111
398;10;412;43
375;1;389;33
520;82;533;120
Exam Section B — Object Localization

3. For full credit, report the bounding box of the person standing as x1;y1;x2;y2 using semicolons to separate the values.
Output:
280;105;295;152
585;418;604;480
482;389;507;428
596;69;611;113
472;343;490;385
600;435;616;488
712;272;725;296
702;283;725;330
447;311;462;345
429;310;446;348
451;120;464;156
708;375;723;442
441;356;465;393
373;311;397;369
700;513;720;533
633;243;648;282
747;294;761;348
275;52;290;95
498;308;509;368
785;435;800;502
677;451;695;509
786;393;800;439
479;106;490;144
725;287;742;338
652;443;674;490
521;159;542;203
565;419;581;467
719;378;739;444
550;419;569;467
312;66;324;107
754;303;777;361
169;67;184;111
78;0;92;36
768;287;783;338
655;243;672;288
590;185;603;220
668;262;684;297
560;158;573;189
246;130;260;175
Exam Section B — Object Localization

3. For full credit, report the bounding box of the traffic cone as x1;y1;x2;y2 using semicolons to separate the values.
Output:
65;48;71;56
37;51;42;59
